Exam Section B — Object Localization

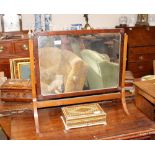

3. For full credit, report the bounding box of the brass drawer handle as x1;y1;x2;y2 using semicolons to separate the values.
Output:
129;28;133;31
22;44;28;51
139;56;144;60
0;46;4;53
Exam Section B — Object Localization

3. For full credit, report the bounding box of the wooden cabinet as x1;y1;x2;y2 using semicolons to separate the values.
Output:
0;38;29;78
0;41;13;55
124;26;155;78
14;40;29;55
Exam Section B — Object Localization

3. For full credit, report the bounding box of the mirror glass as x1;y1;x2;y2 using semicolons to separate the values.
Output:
37;32;121;96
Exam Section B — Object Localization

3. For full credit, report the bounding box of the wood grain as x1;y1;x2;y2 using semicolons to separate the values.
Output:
2;100;154;140
0;35;29;78
123;26;155;78
153;60;155;75
134;79;155;101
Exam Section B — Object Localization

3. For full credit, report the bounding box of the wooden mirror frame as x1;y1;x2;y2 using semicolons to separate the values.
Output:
29;29;129;134
33;29;124;100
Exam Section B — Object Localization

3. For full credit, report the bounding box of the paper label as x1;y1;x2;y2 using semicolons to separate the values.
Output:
54;40;61;45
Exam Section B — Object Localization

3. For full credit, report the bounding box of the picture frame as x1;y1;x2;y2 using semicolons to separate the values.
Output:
17;62;31;79
1;14;22;32
10;58;30;79
136;14;149;26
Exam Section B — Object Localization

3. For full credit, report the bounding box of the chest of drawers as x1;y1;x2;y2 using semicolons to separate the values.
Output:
0;38;29;78
124;26;155;78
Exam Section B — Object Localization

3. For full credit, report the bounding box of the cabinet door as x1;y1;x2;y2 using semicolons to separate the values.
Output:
14;40;29;56
0;42;13;56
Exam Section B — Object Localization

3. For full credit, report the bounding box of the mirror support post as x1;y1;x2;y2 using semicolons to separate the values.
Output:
33;100;40;134
29;39;40;134
121;33;129;115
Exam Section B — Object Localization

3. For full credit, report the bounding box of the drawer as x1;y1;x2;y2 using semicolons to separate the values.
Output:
0;42;13;56
128;46;155;62
127;61;154;78
14;40;29;56
125;27;155;47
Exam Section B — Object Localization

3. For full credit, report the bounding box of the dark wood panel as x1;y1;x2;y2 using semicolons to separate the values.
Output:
124;26;155;78
125;26;155;47
3;101;154;140
127;61;153;78
0;60;10;77
128;47;155;62
0;36;29;78
0;42;13;56
14;40;29;56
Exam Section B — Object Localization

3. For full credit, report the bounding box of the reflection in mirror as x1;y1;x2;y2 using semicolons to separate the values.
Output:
38;33;121;96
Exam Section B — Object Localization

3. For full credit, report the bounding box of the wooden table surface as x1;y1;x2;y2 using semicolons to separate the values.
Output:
1;99;155;140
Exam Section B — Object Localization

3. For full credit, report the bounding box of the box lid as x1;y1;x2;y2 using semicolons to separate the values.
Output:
62;103;106;120
0;79;31;90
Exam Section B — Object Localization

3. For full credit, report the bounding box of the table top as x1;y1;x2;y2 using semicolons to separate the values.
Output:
3;99;154;140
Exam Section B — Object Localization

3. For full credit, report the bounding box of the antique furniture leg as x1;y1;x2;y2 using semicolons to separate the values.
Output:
29;39;40;133
153;60;155;75
33;101;40;134
121;88;129;115
121;33;129;115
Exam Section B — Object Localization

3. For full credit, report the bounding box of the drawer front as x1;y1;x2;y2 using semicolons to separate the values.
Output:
14;40;29;56
125;27;155;47
0;60;10;78
0;42;13;56
128;47;155;62
127;61;153;78
1;90;32;102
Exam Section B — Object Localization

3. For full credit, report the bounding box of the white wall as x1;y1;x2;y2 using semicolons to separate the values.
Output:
1;14;155;32
22;14;136;30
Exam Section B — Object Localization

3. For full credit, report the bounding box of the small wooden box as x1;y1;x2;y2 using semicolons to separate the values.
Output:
0;79;32;102
61;103;106;130
134;80;155;121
